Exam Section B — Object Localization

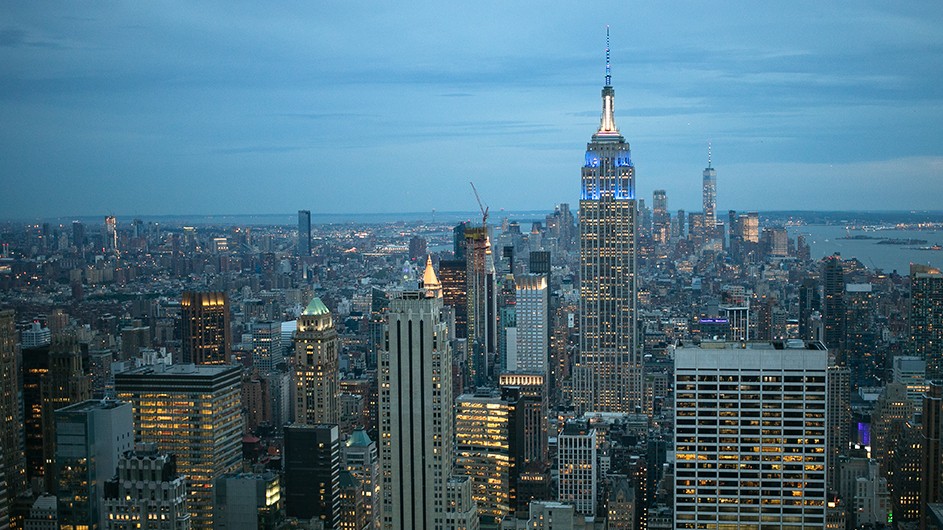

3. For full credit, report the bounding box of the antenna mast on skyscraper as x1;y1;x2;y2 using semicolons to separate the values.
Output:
605;25;611;87
707;140;712;169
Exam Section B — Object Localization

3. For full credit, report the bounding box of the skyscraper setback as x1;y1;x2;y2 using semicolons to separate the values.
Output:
576;31;640;413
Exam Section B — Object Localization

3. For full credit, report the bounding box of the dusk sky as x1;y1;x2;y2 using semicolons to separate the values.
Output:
2;2;942;219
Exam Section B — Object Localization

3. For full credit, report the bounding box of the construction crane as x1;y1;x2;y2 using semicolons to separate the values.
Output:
470;181;488;228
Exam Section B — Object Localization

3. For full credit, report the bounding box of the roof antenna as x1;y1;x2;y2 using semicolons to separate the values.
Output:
605;25;611;86
707;140;712;168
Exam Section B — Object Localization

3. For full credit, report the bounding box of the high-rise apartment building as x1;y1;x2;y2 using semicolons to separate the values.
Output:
911;264;943;379
54;399;133;530
673;341;828;528
103;444;191;530
577;34;640;414
180;291;231;365
298;210;312;257
0;311;25;508
115;364;243;530
293;296;339;425
379;265;455;530
513;274;548;374
284;425;340;529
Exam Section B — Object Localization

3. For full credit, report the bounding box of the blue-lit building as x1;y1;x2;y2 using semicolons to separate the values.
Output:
575;30;641;414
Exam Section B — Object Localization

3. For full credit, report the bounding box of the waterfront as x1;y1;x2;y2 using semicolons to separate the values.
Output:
787;224;943;273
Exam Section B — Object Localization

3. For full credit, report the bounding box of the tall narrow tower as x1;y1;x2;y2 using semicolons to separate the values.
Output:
294;295;340;425
379;261;454;530
702;143;717;231
577;28;640;413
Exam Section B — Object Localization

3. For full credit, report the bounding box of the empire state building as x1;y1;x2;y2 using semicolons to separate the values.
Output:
576;32;640;413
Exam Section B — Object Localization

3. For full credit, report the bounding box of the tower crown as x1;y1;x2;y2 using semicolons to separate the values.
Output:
593;27;622;142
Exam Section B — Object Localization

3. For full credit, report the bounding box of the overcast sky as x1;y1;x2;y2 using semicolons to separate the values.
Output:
2;2;942;219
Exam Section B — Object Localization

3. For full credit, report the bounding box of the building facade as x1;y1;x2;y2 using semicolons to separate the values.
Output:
103;444;190;530
379;268;455;530
180;291;231;365
54;399;133;530
673;341;828;528
284;424;340;529
293;296;339;425
115;364;243;530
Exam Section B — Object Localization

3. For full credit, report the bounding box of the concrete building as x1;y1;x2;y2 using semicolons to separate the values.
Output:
893;355;928;416
115;364;243;530
526;502;576;530
214;472;281;530
23;494;57;530
293;296;339;425
249;321;281;374
442;477;479;530
576;37;640;414
103;444;190;530
673;341;828;528
557;422;597;517
54;399;134;530
513;275;549;375
342;429;379;529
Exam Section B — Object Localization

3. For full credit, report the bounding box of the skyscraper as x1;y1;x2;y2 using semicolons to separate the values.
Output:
115;364;243;530
465;225;497;386
379;263;455;530
652;189;669;245
180;291;232;365
558;421;597;516
702;145;717;235
673;341;828;527
454;392;512;525
41;337;91;492
54;399;133;530
293;295;339;425
513;274;548;375
284;424;341;529
911;263;943;379
577;30;640;413
0;310;25;507
823;255;845;352
298;210;312;257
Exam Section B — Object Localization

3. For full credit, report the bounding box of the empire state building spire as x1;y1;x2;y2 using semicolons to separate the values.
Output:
595;26;620;140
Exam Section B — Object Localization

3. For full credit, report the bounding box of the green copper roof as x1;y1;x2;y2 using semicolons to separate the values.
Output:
346;428;372;447
302;296;330;316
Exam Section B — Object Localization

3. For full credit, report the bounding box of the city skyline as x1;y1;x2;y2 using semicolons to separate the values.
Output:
3;3;943;219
